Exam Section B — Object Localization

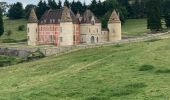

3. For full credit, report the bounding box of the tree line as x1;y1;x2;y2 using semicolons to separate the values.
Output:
1;0;170;36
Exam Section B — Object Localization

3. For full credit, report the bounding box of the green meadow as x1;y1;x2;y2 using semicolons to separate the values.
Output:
0;38;170;99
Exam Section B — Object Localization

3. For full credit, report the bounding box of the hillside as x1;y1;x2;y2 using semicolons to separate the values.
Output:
0;38;170;99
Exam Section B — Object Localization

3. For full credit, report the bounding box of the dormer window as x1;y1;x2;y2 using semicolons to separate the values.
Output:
44;19;46;23
91;16;95;25
91;21;95;25
53;19;55;23
50;19;52;23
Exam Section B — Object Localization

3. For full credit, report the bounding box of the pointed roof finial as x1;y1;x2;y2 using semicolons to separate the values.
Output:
28;8;38;23
108;10;120;23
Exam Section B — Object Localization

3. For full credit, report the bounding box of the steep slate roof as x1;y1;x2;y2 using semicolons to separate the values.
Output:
28;8;38;23
39;6;79;24
81;9;100;24
108;10;120;23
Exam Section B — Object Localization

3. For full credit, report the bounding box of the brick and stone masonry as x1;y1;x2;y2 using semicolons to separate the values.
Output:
27;6;121;47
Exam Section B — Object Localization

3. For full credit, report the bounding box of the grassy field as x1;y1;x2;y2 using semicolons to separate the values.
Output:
0;38;170;99
0;55;22;67
122;19;149;36
0;19;27;42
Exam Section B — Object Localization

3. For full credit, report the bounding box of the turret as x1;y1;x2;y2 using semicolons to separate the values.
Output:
27;8;38;46
61;6;72;22
108;10;121;42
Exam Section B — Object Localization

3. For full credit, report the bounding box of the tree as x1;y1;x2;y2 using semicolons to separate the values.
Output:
48;0;58;9
163;0;170;28
58;0;62;9
8;2;24;19
146;0;162;32
71;0;83;14
64;0;70;7
36;0;48;19
0;8;4;37
25;4;36;19
89;0;98;15
0;2;8;15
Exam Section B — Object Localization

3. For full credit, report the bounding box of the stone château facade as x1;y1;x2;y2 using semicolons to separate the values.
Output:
27;6;121;46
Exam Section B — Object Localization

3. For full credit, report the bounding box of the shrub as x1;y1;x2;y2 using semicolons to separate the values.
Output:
18;25;25;31
1;38;17;43
6;30;12;36
27;49;45;61
125;83;147;89
145;38;161;42
139;64;154;71
155;69;170;74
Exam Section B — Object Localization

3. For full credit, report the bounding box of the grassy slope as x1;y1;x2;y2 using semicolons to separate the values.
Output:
0;39;170;99
0;19;27;41
122;19;149;36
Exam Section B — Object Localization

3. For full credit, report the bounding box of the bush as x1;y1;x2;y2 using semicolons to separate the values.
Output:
1;38;17;43
139;64;154;71
5;30;12;36
27;49;45;61
155;69;170;74
18;25;25;31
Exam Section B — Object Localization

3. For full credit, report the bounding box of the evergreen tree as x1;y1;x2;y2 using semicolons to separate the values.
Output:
64;0;70;7
48;0;58;9
36;0;48;19
71;0;83;14
25;4;36;19
58;0;62;9
8;2;24;19
163;0;170;28
89;0;98;15
0;8;4;37
146;0;162;31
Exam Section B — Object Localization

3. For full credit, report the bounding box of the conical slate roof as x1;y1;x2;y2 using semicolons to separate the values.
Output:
108;10;120;23
28;8;38;23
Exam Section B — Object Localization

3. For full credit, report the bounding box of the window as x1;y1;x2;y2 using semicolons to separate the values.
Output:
36;28;38;33
27;36;30;40
44;19;46;23
73;35;76;41
50;35;54;43
89;28;91;33
53;19;55;23
97;28;98;33
60;27;62;33
91;21;95;25
59;37;63;42
27;28;29;33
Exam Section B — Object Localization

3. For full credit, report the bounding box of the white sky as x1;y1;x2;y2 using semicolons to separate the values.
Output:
1;0;105;7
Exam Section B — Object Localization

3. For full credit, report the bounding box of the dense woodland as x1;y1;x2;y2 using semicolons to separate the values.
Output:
1;0;170;36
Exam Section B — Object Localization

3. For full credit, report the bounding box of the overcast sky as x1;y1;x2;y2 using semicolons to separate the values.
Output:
0;0;105;7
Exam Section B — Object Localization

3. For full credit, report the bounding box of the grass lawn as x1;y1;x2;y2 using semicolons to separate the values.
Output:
0;38;170;99
122;19;149;36
0;18;27;42
0;55;22;67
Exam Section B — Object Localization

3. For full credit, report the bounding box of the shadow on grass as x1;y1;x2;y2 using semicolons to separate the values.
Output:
139;64;154;71
145;38;161;43
155;69;170;74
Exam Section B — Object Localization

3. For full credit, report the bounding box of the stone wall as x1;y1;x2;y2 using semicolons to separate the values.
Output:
0;32;170;58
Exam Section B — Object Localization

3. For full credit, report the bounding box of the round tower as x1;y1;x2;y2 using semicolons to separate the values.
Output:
27;8;38;46
108;10;121;42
